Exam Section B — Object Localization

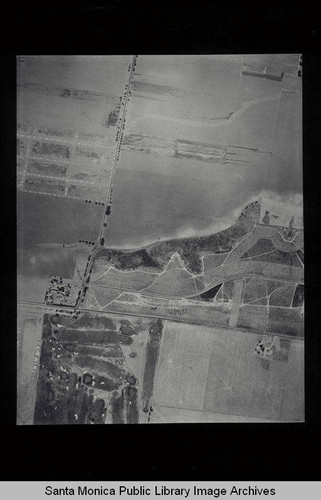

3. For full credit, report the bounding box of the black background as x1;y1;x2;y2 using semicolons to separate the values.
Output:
1;3;320;482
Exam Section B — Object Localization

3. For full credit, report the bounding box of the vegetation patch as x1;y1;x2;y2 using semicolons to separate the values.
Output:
110;390;124;424
56;329;118;345
31;141;71;159
292;284;304;308
124;385;139;423
241;238;276;259
199;283;222;301
266;308;304;337
142;319;163;411
58;312;116;330
27;160;68;178
97;202;260;275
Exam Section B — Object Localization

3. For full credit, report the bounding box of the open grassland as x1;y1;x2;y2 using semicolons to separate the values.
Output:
17;275;48;303
264;92;302;197
105;54;301;250
88;286;124;309
154;321;304;422
17;307;44;424
152;406;277;423
154;323;213;410
103;149;263;249
144;268;197;296
16;56;132;278
67;184;106;203
237;304;268;331
17;192;103;247
266;307;303;337
203;330;304;421
93;267;158;290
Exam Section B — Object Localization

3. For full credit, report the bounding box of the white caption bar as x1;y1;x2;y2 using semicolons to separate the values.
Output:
0;482;320;500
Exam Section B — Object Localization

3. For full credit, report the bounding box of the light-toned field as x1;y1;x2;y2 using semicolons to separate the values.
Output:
105;293;232;328
17;275;48;303
104;157;225;248
269;284;296;307
264;92;302;196
251;260;303;282
154;323;214;410
17;56;131;263
260;196;303;229
204;330;304;421
154;321;304;421
17;56;131;96
93;267;158;290
106;55;302;248
67;184;106;203
266;307;304;337
17;307;44;424
89;285;124;309
151;406;277;423
144;268;197;296
237;304;268;332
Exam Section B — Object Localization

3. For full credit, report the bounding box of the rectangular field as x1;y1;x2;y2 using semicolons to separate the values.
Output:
17;275;48;303
204;332;304;420
17;308;44;425
154;321;304;421
17;191;104;247
154;323;213;410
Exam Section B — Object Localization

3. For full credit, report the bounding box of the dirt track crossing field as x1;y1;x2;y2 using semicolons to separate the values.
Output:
154;321;304;422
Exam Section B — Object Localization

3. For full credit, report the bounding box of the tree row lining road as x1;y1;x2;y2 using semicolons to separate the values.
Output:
18;299;304;342
75;55;137;312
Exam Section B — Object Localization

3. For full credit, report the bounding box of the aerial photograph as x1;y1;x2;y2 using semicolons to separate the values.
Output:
17;54;303;424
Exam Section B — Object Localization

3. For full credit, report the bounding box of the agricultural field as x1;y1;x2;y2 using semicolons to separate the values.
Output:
92;266;159;290
153;322;304;422
17;192;104;248
17;275;49;303
17;306;44;424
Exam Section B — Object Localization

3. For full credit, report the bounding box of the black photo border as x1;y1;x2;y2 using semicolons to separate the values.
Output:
1;3;320;482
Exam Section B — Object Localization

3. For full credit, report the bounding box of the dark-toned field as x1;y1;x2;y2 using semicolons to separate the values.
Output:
17;246;78;279
141;319;164;412
124;385;139;424
17;191;104;247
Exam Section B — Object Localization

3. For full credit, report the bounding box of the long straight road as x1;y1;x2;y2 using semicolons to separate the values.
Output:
18;299;304;342
75;55;137;311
